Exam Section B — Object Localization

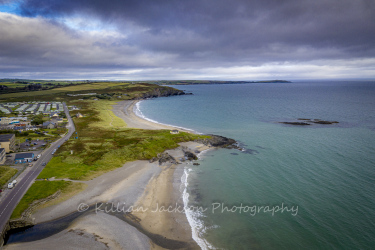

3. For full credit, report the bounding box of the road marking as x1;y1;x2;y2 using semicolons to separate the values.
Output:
0;171;35;217
0;108;75;229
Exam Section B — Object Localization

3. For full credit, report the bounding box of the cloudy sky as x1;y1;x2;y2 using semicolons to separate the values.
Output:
0;0;374;80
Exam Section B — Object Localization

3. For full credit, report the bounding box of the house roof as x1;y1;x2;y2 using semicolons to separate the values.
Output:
0;148;5;154
15;152;34;159
0;134;15;142
42;121;56;126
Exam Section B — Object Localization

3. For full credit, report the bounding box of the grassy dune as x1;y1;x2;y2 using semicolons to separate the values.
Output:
89;101;127;129
38;100;207;180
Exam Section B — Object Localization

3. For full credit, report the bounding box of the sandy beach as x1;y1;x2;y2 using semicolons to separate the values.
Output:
112;100;193;132
5;100;209;250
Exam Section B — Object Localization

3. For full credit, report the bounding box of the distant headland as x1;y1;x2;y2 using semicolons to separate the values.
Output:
149;80;291;85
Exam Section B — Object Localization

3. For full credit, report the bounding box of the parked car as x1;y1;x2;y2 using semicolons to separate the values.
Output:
8;183;13;189
12;180;17;185
42;162;46;166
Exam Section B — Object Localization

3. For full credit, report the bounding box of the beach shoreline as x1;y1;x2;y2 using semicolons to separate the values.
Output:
5;100;211;249
112;100;194;132
113;100;210;249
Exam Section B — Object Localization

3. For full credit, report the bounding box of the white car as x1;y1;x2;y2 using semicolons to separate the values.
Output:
8;183;13;189
12;180;17;185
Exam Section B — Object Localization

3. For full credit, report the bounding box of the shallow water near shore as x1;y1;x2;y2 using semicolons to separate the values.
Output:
5;209;92;244
138;81;375;249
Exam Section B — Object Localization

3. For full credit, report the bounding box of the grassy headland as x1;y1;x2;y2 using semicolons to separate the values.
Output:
145;80;291;85
0;82;185;101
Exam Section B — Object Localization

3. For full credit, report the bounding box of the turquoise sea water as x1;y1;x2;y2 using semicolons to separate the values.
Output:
137;81;375;249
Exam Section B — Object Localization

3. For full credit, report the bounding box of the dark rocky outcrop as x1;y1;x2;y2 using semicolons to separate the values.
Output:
149;152;178;165
280;122;311;125
312;120;339;124
281;119;339;126
195;135;240;149
184;151;198;161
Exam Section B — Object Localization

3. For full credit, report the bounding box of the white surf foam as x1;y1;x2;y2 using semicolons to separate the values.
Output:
181;167;217;250
134;101;202;134
135;99;216;249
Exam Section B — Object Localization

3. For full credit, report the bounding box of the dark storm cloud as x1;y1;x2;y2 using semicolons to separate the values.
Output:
17;0;375;61
1;0;375;79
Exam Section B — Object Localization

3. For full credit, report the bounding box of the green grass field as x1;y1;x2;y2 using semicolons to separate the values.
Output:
11;180;73;219
39;100;208;180
0;166;18;187
89;101;127;129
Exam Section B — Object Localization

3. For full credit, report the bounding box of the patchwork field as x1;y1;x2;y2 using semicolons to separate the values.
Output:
0;82;130;99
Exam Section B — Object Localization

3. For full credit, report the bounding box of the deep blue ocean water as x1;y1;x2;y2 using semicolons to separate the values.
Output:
138;81;375;249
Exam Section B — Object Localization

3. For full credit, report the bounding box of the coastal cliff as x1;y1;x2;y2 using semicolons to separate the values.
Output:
137;86;190;99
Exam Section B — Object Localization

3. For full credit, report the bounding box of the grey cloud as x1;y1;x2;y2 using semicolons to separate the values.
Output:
17;0;375;57
1;0;375;79
0;13;164;69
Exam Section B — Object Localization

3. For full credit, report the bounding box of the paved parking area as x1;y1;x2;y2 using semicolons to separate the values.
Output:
19;139;48;151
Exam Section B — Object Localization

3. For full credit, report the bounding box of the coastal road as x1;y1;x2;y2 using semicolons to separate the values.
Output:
0;102;76;235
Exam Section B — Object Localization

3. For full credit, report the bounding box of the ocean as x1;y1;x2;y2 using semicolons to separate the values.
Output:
136;81;375;249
